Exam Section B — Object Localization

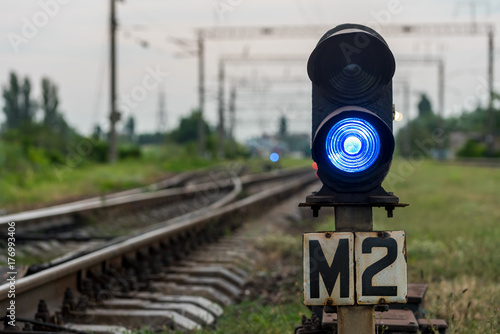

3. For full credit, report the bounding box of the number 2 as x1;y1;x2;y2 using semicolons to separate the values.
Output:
361;237;398;296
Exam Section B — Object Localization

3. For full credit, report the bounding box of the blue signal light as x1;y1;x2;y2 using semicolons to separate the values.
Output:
325;117;381;173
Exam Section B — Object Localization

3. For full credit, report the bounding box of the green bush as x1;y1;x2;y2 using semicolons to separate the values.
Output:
119;145;142;160
456;139;487;157
27;146;51;170
87;141;142;162
89;140;108;162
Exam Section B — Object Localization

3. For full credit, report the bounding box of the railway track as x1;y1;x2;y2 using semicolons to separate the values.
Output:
0;166;238;233
0;166;309;270
0;166;317;333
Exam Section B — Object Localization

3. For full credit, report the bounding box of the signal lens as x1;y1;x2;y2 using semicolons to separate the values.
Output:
325;117;380;173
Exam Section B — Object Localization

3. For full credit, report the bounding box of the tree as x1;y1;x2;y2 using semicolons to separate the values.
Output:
20;77;36;125
170;110;211;144
1;73;79;161
2;72;36;130
396;93;442;157
278;115;287;138
138;132;165;145
417;93;433;117
2;72;20;130
93;124;104;140
124;115;135;141
41;77;59;128
447;102;500;157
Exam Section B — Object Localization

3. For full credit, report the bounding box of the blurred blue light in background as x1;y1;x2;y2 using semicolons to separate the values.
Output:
270;152;280;162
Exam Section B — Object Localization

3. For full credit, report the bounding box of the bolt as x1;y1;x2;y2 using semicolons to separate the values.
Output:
4;311;20;331
81;278;94;298
325;232;332;238
75;296;88;312
379;298;386;304
385;206;394;218
63;287;75;311
304;318;312;331
326;299;333;305
34;300;52;329
37;300;48;313
378;231;390;239
312;208;319;217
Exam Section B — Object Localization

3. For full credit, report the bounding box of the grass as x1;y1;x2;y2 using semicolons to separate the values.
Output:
377;158;500;282
0;145;309;212
237;156;311;174
0;145;173;211
2;143;312;213
373;157;500;333
197;300;308;334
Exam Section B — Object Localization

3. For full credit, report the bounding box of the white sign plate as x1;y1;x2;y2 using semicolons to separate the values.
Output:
355;231;407;304
303;232;354;305
303;231;407;306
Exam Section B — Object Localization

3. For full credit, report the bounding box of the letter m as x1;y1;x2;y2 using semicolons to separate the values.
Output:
309;239;350;298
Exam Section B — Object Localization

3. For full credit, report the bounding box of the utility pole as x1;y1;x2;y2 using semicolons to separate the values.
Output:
487;28;495;156
438;60;445;117
228;86;236;156
438;59;446;159
197;31;206;158
229;86;236;143
157;87;166;134
108;0;120;163
217;59;225;159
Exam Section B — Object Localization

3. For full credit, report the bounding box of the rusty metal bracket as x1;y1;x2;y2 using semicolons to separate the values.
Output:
294;314;332;334
300;185;409;218
299;201;409;218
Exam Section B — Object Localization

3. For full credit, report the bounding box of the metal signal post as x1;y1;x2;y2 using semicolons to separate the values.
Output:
299;24;408;334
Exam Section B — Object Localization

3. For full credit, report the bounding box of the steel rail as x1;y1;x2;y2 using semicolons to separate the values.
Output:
0;167;308;232
25;175;243;272
0;172;316;320
0;170;199;228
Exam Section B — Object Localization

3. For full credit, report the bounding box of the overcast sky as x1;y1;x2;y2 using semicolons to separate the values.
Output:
1;0;500;140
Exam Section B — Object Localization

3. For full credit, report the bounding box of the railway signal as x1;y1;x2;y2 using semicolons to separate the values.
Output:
299;24;409;334
306;23;398;206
